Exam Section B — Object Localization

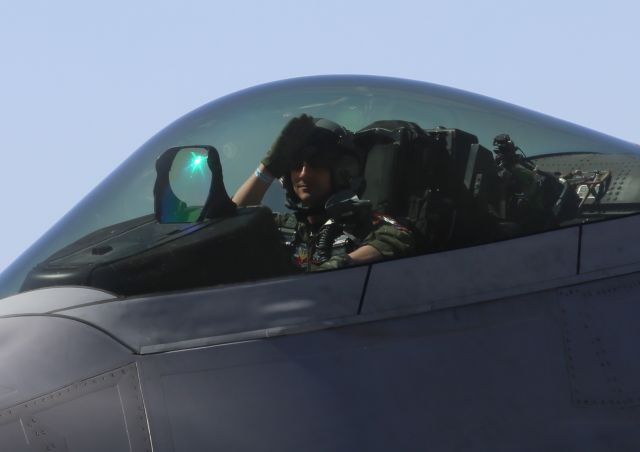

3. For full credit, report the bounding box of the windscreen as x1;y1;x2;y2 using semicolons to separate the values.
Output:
1;75;638;300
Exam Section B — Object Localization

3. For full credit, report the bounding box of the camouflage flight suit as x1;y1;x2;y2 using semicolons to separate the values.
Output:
274;212;415;271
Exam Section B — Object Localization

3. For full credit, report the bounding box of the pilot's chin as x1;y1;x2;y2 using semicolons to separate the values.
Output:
298;193;314;204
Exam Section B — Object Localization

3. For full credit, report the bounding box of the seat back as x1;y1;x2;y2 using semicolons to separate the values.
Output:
356;120;501;251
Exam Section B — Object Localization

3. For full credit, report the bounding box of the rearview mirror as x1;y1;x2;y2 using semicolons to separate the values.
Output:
154;145;235;223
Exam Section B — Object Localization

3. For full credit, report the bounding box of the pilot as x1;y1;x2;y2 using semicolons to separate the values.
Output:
233;114;414;271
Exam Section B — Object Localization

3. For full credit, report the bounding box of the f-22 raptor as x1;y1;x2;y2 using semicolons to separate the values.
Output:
1;75;640;451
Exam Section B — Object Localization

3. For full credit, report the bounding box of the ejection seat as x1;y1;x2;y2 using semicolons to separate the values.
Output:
355;120;501;253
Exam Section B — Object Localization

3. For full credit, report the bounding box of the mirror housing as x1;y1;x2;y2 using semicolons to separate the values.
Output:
154;145;236;223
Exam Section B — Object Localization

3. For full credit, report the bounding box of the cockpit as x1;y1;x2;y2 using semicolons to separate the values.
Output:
1;75;639;300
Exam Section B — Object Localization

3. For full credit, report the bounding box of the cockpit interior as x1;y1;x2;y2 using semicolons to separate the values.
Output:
1;76;639;299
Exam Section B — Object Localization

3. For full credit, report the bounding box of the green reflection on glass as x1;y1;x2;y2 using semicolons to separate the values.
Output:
188;151;208;176
169;148;212;213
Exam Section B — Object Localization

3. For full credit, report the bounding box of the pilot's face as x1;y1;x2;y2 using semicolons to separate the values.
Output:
290;161;332;207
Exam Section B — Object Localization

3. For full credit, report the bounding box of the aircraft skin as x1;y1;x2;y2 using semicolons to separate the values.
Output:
1;75;640;451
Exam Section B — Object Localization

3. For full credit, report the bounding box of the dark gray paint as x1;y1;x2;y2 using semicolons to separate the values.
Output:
2;220;640;450
558;272;640;404
136;274;640;451
0;316;132;408
362;227;579;314
0;363;151;452
0;316;151;451
58;266;367;352
581;214;640;274
0;286;115;317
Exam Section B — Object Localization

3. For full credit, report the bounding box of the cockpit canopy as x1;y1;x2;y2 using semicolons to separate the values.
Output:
1;75;639;300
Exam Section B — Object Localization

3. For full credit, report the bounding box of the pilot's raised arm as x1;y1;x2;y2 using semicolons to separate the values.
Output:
234;114;414;271
233;114;316;207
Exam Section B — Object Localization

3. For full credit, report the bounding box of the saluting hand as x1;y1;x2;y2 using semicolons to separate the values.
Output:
261;114;316;178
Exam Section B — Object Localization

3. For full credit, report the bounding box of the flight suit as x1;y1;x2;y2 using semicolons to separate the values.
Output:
274;212;415;271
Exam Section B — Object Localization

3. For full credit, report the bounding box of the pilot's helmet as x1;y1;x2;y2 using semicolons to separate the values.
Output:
283;118;364;211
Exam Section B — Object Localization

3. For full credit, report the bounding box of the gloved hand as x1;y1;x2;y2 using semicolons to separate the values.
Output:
261;114;316;178
313;254;353;271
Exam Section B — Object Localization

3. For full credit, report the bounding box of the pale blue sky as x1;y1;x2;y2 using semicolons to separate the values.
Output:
0;0;638;272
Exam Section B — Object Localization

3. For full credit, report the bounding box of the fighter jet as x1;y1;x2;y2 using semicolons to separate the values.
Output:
1;75;639;451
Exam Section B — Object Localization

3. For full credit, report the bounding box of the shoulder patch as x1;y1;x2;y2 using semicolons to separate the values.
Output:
373;212;410;233
276;212;299;229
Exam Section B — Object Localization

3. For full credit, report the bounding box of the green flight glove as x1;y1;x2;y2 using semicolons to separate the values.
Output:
261;114;316;178
312;254;353;271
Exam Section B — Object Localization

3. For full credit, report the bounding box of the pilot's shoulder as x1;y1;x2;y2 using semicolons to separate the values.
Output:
364;212;415;257
274;212;299;229
372;212;412;234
